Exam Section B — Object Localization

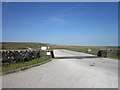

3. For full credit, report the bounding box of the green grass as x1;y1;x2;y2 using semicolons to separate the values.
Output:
2;57;51;72
108;56;120;60
2;42;49;50
0;67;2;72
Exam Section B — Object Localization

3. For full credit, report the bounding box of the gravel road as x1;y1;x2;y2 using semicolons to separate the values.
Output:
2;49;118;88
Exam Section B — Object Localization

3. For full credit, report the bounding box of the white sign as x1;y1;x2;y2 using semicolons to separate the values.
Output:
88;48;92;52
41;46;47;50
47;52;51;55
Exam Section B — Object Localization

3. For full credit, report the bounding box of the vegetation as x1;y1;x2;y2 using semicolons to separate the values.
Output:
2;42;48;50
108;56;120;60
2;57;51;72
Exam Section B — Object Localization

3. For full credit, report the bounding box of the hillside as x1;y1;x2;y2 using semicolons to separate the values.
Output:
2;42;49;50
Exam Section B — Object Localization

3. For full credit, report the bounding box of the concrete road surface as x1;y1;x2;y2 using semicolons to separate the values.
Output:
2;49;118;88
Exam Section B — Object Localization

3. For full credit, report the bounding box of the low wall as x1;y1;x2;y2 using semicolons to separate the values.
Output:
0;50;52;66
97;49;120;58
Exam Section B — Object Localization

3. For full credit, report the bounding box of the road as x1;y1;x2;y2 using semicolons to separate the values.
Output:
2;49;118;88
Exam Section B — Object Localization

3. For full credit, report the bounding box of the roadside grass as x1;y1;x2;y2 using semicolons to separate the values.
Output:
2;57;51;72
0;67;1;72
108;56;120;60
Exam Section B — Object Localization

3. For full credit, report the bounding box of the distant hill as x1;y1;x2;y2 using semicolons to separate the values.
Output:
2;42;49;50
0;42;117;50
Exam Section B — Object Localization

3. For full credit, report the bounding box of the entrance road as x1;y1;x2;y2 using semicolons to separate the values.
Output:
2;49;118;88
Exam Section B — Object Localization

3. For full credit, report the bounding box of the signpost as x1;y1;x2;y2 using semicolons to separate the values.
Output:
47;52;51;55
88;48;92;53
40;46;54;58
41;47;47;50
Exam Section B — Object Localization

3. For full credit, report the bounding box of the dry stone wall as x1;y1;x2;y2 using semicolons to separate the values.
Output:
1;49;51;66
97;49;120;58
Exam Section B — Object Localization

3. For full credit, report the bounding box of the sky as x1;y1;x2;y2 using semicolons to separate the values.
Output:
2;2;118;46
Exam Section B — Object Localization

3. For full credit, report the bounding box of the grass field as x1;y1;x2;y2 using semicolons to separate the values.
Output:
2;42;48;50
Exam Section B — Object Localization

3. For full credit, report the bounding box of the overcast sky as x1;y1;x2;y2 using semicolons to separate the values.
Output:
2;2;118;46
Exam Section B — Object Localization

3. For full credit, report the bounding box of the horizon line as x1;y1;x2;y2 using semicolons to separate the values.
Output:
1;41;119;47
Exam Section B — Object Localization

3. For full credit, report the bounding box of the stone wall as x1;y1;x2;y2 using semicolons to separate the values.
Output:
0;50;52;66
97;49;120;58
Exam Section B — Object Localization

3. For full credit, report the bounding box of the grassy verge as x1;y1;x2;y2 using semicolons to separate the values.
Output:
108;56;120;60
2;57;51;72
